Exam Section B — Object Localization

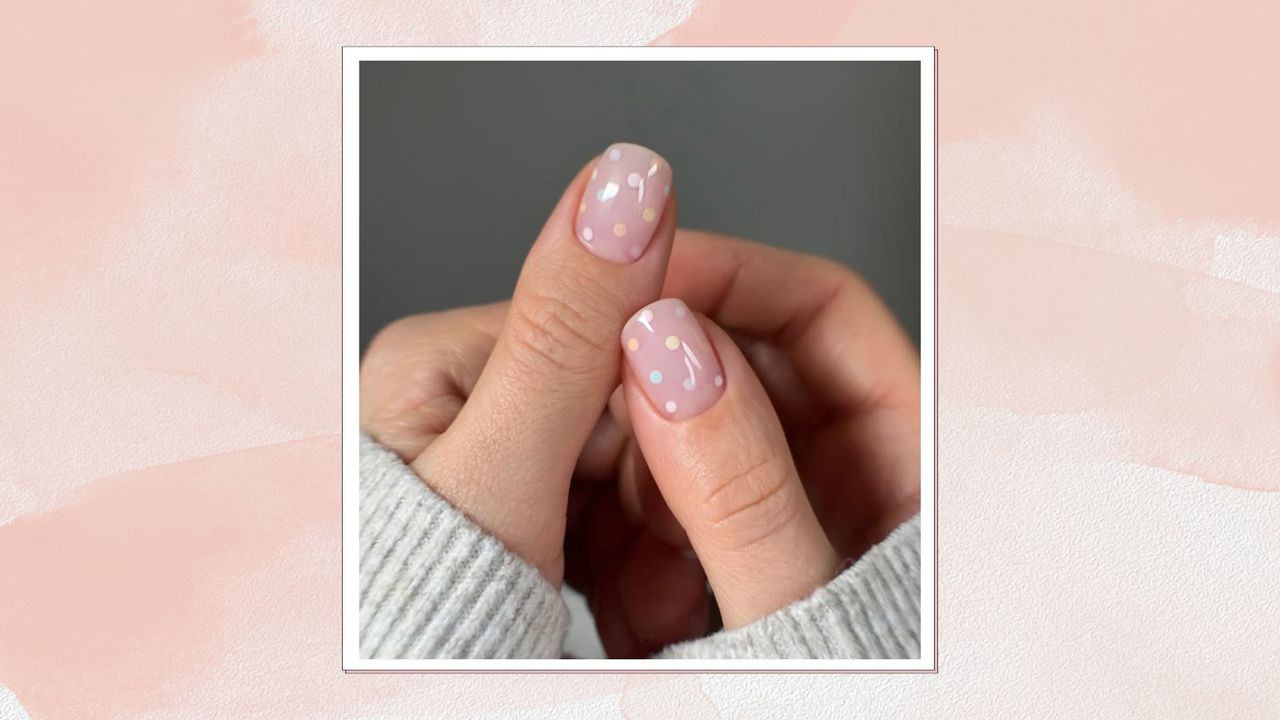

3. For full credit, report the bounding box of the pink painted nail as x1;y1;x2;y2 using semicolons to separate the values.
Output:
622;298;724;420
576;142;672;264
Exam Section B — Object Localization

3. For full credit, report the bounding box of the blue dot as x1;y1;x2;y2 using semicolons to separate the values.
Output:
649;370;663;384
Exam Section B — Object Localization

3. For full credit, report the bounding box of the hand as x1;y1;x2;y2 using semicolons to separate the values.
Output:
361;143;678;587
361;145;920;657
563;230;920;656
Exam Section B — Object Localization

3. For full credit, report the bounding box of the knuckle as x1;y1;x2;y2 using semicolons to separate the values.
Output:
828;261;873;301
364;315;426;363
360;314;462;449
361;315;436;390
505;292;614;378
812;256;865;293
697;450;799;552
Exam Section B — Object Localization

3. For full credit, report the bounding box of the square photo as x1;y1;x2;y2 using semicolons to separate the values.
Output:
342;48;935;669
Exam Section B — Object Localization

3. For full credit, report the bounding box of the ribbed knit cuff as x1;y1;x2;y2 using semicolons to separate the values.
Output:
657;515;922;659
358;434;569;659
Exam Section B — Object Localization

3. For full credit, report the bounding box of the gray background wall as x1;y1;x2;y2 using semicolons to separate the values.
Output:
359;61;921;352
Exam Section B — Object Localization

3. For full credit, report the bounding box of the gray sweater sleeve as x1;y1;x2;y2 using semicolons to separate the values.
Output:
360;433;920;660
359;435;569;658
656;516;920;659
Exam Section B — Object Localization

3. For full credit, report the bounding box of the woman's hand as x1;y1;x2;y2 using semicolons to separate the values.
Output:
360;144;920;657
565;231;921;655
361;143;677;586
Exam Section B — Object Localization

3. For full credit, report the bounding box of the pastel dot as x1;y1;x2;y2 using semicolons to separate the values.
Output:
663;185;670;197
642;208;656;223
665;400;678;413
608;148;622;161
651;159;662;172
649;370;663;384
674;305;687;318
578;201;586;215
682;378;695;391
581;227;593;242
591;167;598;180
613;223;627;237
714;375;723;387
665;336;680;350
627;172;642;188
626;338;639;351
629;246;642;258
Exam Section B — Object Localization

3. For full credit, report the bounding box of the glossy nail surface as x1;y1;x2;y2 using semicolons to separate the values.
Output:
622;299;724;420
576;142;672;263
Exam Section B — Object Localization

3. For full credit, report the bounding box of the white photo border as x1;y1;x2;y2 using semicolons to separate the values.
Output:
342;46;937;672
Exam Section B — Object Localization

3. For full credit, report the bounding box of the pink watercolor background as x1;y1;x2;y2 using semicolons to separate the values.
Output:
2;0;1278;717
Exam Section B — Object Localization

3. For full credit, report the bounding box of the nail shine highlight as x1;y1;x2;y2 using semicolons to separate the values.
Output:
576;143;671;264
623;298;724;420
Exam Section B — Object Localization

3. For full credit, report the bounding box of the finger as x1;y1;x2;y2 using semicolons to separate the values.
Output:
665;231;921;535
590;529;708;659
732;332;824;439
606;383;632;436
580;493;640;658
617;532;708;656
562;482;600;596
617;439;688;548
415;143;674;581
665;230;918;415
621;299;840;629
574;408;628;482
359;302;507;460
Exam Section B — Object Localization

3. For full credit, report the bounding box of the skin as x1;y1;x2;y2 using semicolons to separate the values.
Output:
360;162;920;658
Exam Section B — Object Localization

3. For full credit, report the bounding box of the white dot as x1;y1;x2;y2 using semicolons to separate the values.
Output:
674;305;687;318
608;148;622;161
714;375;723;387
665;401;678;413
581;227;593;242
627;172;642;188
636;309;655;333
649;370;663;384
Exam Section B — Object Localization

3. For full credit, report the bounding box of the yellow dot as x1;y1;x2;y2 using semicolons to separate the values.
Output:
591;167;598;180
642;208;656;223
665;336;680;350
651;159;662;172
613;223;627;237
626;338;639;351
578;201;586;215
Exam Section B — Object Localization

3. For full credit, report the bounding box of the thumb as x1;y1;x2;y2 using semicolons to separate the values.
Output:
415;143;674;584
620;299;840;628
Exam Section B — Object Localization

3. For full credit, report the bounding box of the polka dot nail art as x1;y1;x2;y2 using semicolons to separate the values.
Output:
576;142;673;264
622;298;724;420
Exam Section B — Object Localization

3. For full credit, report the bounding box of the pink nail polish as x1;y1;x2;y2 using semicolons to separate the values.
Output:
622;298;724;420
576;142;672;264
